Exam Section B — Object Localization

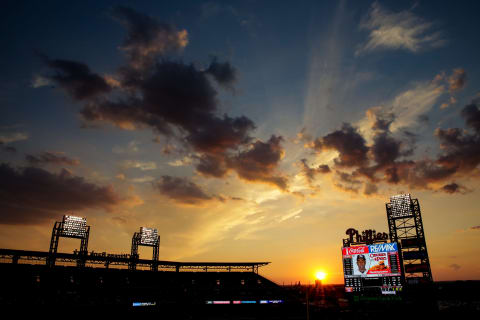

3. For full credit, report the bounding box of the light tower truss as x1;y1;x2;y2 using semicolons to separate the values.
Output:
386;194;433;283
48;215;90;268
130;227;160;271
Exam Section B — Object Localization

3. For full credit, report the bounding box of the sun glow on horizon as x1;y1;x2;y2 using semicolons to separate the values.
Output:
315;270;327;281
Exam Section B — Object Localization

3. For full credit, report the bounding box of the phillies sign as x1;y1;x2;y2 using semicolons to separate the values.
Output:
345;228;389;244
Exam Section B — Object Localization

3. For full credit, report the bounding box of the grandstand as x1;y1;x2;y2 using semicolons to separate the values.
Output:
0;252;290;318
0;216;293;317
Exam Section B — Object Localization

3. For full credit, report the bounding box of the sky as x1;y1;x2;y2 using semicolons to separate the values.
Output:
1;0;480;284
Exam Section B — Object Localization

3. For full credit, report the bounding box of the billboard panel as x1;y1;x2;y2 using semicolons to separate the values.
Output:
342;243;401;278
342;243;403;294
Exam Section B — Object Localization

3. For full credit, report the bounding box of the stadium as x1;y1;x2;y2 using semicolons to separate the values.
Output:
1;196;479;318
0;215;293;317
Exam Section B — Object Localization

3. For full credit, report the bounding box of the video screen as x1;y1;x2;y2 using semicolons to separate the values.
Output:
342;243;402;294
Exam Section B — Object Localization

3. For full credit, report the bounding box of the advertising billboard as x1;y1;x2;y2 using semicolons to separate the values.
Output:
342;243;403;294
342;243;401;278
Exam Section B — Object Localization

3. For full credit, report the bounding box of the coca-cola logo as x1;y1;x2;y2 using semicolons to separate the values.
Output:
344;246;367;255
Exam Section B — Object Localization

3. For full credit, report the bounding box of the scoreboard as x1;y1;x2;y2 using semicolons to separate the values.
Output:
342;242;403;295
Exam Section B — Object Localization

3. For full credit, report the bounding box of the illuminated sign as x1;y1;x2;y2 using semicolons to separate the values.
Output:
62;215;87;238
342;243;403;293
342;243;401;278
140;227;158;246
344;228;388;245
132;302;156;307
206;300;279;304
259;300;284;304
389;194;413;218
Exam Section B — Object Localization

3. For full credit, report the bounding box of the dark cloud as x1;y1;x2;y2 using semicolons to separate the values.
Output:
440;182;469;194
187;115;255;154
153;175;216;205
0;142;16;153
364;182;378;195
196;154;228;178
334;171;362;193
441;182;461;194
205;58;236;88
299;159;330;183
0;163;135;225
372;112;395;132
39;7;288;191
370;132;402;167
434;103;480;174
461;101;480;133
111;6;188;69
448;68;467;93
26;152;80;166
309;117;416;186
81;61;255;153
41;56;112;100
318;164;331;173
311;123;369;168
307;101;480;193
418;114;429;124
228;135;288;190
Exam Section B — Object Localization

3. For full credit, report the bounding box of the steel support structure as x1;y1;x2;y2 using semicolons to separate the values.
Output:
1;248;270;272
129;232;160;271
386;195;433;283
47;220;90;268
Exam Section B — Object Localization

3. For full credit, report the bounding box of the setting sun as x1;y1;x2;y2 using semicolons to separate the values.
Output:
315;271;327;281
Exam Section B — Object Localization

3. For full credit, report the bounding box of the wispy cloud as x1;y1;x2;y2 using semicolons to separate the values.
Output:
121;160;157;171
31;74;52;88
0;132;29;144
26;151;80;167
278;208;302;222
112;140;140;154
357;2;446;55
168;155;193;167
357;75;445;141
130;176;155;183
153;175;222;205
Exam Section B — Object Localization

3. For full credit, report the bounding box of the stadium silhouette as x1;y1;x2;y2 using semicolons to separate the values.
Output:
1;198;479;319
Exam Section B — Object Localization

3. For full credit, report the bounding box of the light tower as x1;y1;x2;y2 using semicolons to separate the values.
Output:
386;194;433;284
48;215;90;267
129;227;160;271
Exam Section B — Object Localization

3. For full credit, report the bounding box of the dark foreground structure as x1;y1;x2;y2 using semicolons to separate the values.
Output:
1;250;479;318
1;201;479;318
0;249;291;318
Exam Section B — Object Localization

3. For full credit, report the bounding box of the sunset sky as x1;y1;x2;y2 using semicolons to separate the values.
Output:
1;0;479;284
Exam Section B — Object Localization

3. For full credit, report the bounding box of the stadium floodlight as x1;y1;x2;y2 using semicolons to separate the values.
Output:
140;227;159;246
389;194;413;218
62;215;87;238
